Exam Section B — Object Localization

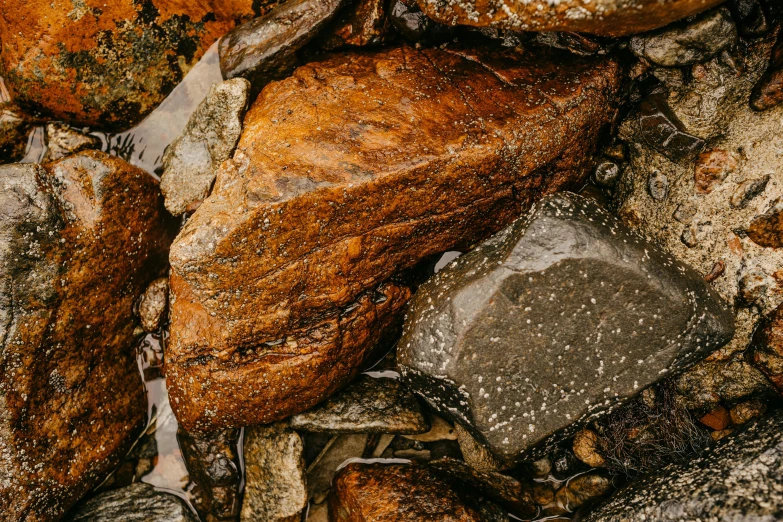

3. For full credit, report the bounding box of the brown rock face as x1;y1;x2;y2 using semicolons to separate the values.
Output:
750;304;783;392
167;44;622;432
0;0;276;129
414;0;725;36
0;151;174;521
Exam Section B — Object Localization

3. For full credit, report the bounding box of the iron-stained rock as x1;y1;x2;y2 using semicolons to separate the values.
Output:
167;45;623;432
399;192;734;464
64;483;197;522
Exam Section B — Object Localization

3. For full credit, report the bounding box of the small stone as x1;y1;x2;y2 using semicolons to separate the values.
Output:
531;458;553;477
160;78;250;216
639;92;705;163
738;267;775;305
64;483;197;522
572;429;605;468
673;203;698;223
681;224;699;247
454;423;502;472
307;434;369;504
704;260;726;282
629;8;737;67
729;398;768;425
699;404;731;430
710;428;734;441
694;149;737;194
241;423;307;522
747;199;783;248
648;170;669;201
43;122;101;162
403;415;457;442
594;160;621;188
751;31;783;111
729;174;770;209
320;0;392;49
749;303;783;392
0;102;31;163
290;375;429;434
393;448;431;462
551;473;611;515
137;277;169;333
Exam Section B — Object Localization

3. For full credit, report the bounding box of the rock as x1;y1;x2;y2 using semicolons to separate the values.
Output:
399;192;734;465
593;161;621;188
629;8;737;67
747;199;783;248
241;423;307;522
178;428;242;522
751;29;783;111
729;398;768;424
307;434;369;504
137;277;169;333
0;0;267;129
583;409;783;521
0;151;173;521
320;0;393;49
167;45;623;432
750;304;783;392
330;463;508;521
647;170;670;201
454;423;502;472
413;0;726;36
699;405;731;430
730;174;770;209
290;375;429;434
64;483;197;522
730;0;771;37
389;0;452;43
638;91;706;163
693;149;738;194
573;429;605;467
0;102;30;163
546;473;612;516
676;358;774;411
42;122;102;162
534;32;605;57
160;79;250;216
403;415;457;442
219;0;347;91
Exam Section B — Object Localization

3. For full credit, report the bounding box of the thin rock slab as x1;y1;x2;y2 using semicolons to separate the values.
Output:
583;409;783;521
64;483;197;522
399;192;734;465
167;44;623;432
289;375;429;434
0;151;174;521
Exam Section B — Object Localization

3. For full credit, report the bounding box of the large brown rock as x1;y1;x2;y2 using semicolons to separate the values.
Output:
414;0;726;37
167;44;623;432
0;0;278;129
0;151;174;521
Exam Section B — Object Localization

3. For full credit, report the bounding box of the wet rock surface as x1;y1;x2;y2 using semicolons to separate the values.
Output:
750;304;783;392
137;277;169;333
399;192;734;464
584;409;783;521
0;151;174;521
64;483;198;522
42;122;102;163
160;79;250;216
167;44;623;433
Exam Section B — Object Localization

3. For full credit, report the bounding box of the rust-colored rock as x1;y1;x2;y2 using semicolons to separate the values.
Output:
694;149;737;194
414;0;726;36
750;303;783;392
330;463;506;521
166;44;622;432
699;405;731;430
0;151;174;521
747;200;783;248
0;0;279;129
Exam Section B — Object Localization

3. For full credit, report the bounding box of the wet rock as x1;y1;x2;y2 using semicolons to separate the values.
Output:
638;91;706;163
751;30;783;111
694;149;738;194
544;473;612;516
573;429;605;467
676;358;775;412
750;304;783;392
219;0;347;90
413;0;726;36
241;423;307;522
454;423;502;472
399;192;734;465
160;79;250;216
730;0;771;37
290;375;429;434
308;434;369;504
0;0;264;129
629;8;737;67
42;122;102;162
320;0;393;49
64;483;197;522
699;404;731;430
747;199;783;248
330;463;508;521
593;160;621;188
584;409;783;521
403;415;457;442
137;277;169;333
167;45;623;432
389;0;451;43
730;398;768;424
0;102;31;163
0;151;173;521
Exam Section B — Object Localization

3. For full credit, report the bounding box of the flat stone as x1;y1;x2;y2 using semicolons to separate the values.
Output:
583;409;783;521
0;151;174;521
167;44;623;433
290;375;429;434
399;192;734;464
0;102;30;163
160;78;250;216
629;8;737;67
241;423;307;522
413;0;726;36
43;122;102;162
64;483;197;522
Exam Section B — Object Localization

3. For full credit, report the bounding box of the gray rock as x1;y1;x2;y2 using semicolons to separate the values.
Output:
593;160;620;188
0;102;30;163
219;0;347;90
137;277;169;333
399;192;734;465
241;423;307;522
160;78;250;216
584;409;783;521
630;8;737;67
289;375;429;434
64;483;197;522
43;122;101;162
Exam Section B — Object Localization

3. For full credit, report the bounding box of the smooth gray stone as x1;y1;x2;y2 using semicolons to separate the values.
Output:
65;483;197;522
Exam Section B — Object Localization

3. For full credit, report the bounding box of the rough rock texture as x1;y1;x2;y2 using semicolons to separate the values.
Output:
241;423;307;522
42;122;102;163
137;277;169;333
584;409;783;521
750;304;783;392
414;0;726;36
0;0;274;129
629;7;737;67
751;28;783;111
320;0;392;49
389;0;452;43
160;79;250;216
330;463;508;521
0;103;30;163
0;151;174;521
289;375;429;434
399;192;734;464
307;433;368;504
64;483;198;522
167;44;623;432
219;0;347;90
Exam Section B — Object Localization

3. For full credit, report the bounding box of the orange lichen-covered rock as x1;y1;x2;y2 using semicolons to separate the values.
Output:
0;151;175;521
166;44;623;432
0;0;279;129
